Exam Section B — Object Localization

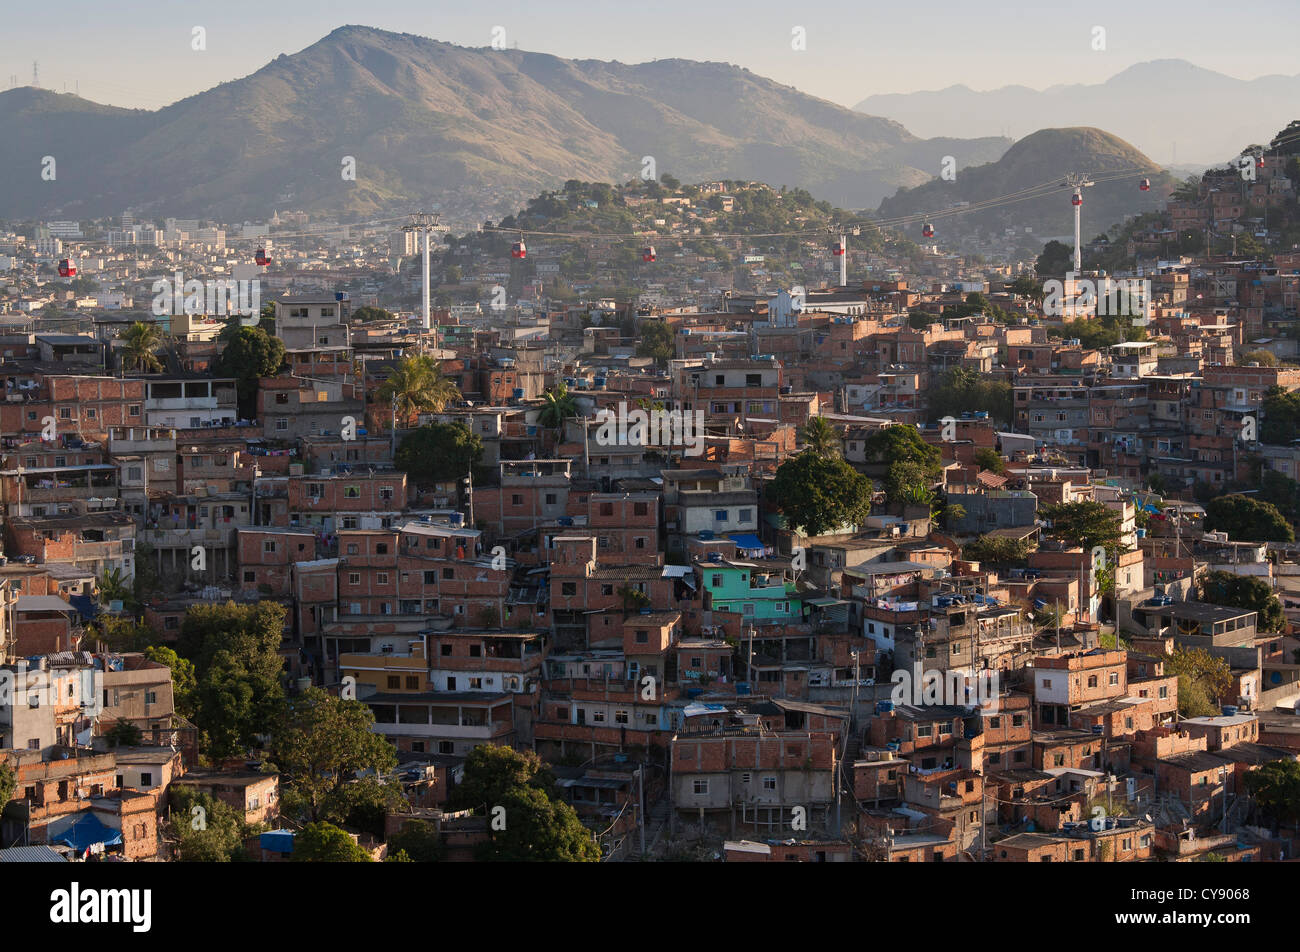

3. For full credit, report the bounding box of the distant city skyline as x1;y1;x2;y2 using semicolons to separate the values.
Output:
3;0;1299;112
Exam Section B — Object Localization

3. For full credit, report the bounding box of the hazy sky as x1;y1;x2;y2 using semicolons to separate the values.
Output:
4;0;1298;111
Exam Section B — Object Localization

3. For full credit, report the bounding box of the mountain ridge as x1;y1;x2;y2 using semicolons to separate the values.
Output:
854;59;1300;165
0;25;1011;225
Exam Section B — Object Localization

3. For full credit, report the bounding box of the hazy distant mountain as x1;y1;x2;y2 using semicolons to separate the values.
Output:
875;127;1174;246
855;60;1300;167
0;25;1011;223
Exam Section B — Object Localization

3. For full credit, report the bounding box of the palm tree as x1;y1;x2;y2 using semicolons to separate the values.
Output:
538;382;578;444
121;320;165;373
376;353;461;427
800;416;842;458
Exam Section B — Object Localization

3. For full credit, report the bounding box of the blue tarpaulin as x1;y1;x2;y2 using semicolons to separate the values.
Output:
727;533;765;553
50;813;122;852
260;830;295;854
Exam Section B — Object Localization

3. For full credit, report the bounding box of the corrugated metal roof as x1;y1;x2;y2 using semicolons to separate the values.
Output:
0;845;67;863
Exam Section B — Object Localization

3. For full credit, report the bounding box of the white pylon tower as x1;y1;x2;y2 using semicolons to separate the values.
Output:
402;212;441;336
830;225;859;288
1062;173;1095;273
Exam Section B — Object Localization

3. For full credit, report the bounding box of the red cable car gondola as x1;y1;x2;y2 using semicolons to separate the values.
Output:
831;240;846;256
1139;178;1151;192
1071;193;1083;207
255;247;271;267
511;239;526;260
921;223;934;239
57;257;76;278
641;245;656;263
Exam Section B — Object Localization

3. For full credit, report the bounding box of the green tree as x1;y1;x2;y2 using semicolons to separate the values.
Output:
351;306;394;323
91;616;154;652
1239;349;1278;367
961;535;1031;564
1204;494;1294;543
940;502;966;530
386;820;444;862
169;788;257;862
212;326;286;418
1038;501;1124;552
376;353;462;427
860;425;942;477
395;422;484;488
635;320;675;365
1165;647;1231;717
269;687;399;825
144;645;197;718
799;416;842;458
475;785;600;862
1260;386;1300;445
293;822;373;862
537;382;579;443
766;452;874;537
1243;760;1300;828
105;720;143;747
178;601;288;759
0;760;15;806
973;447;1007;474
1198;571;1286;632
886;460;938;505
120;320;165;373
1035;240;1074;280
452;745;555;811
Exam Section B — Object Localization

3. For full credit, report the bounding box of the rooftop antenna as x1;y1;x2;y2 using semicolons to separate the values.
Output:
1062;173;1095;273
32;60;39;89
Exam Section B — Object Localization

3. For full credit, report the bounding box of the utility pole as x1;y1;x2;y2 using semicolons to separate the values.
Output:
638;764;646;857
464;466;475;528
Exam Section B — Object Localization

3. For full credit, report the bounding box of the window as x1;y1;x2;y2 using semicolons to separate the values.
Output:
377;573;389;585
263;541;277;554
144;690;157;705
348;573;360;585
762;776;777;791
387;676;400;689
562;582;577;596
406;676;419;690
615;711;629;724
714;510;728;522
693;779;709;795
635;630;648;644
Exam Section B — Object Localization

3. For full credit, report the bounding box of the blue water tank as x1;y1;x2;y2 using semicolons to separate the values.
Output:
1221;705;1239;717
